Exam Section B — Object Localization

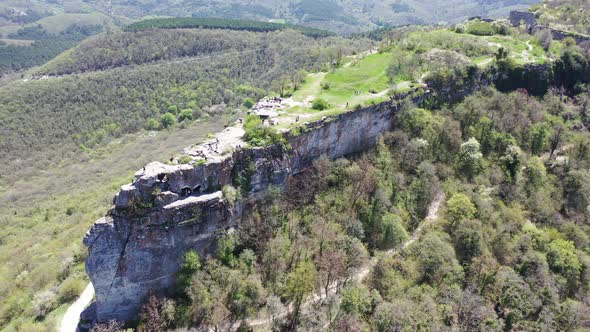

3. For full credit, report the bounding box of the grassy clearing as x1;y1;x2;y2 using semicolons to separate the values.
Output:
291;51;392;109
320;52;391;105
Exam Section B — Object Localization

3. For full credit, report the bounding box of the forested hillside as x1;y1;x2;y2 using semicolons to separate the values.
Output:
0;24;102;75
532;0;590;35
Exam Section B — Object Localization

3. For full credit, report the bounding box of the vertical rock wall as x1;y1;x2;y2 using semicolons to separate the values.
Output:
83;95;414;324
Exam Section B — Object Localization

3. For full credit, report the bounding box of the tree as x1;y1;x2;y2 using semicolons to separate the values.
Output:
178;250;201;289
340;284;372;317
457;137;484;180
167;105;178;115
446;193;476;226
284;260;318;329
453;219;483;264
381;213;408;250
413;233;462;285
178;109;193;122
535;29;553;51
398;107;433;138
138;293;165;332
146;118;160;130
547;240;582;291
501;145;522;183
160;113;177;128
491;267;542;330
523;157;547;195
217;233;237;267
529;123;549;155
242;97;255;109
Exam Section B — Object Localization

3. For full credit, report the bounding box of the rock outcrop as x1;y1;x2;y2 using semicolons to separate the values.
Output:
84;91;426;323
83;56;553;324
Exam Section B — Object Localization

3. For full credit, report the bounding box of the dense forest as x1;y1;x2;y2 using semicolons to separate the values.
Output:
0;29;371;173
124;17;333;38
36;27;344;75
0;24;103;75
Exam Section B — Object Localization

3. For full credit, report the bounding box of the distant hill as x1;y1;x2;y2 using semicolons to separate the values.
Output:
1;0;539;35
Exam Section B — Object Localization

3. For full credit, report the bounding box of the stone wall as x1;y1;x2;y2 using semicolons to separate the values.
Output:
83;92;424;324
531;25;590;45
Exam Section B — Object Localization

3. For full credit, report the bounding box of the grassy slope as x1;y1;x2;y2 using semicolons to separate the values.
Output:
281;28;552;127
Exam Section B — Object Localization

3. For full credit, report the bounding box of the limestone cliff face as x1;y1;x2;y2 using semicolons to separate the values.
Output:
84;93;422;323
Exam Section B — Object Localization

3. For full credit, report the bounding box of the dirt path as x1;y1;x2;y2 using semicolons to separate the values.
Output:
60;283;94;332
243;191;446;330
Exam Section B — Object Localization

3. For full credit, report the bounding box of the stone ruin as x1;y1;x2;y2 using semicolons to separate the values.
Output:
509;10;537;29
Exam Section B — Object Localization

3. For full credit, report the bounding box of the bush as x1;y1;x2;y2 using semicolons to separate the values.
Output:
167;105;178;115
160;113;177;128
243;115;286;147
146;118;161;130
58;278;85;304
466;20;496;36
222;185;240;207
243;98;255;109
312;98;330;111
178;155;193;164
178;109;193;122
32;290;57;318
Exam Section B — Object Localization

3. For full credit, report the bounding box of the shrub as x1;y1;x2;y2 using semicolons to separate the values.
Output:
32;290;57;318
160;113;177;128
167;105;178;114
178;109;193;122
321;82;331;90
446;193;477;225
243;115;286;147
312;98;330;111
466;20;496;36
146;118;161;130
222;185;240;207
58;278;85;304
243;97;255;109
178;155;193;164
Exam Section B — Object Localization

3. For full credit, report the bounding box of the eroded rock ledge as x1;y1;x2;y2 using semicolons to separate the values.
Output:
84;89;433;323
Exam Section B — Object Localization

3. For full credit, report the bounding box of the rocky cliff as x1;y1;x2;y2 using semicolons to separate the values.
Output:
83;91;428;324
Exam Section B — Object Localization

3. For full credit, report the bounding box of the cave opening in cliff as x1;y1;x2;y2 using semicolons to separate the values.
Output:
193;185;201;194
158;173;168;182
181;187;192;197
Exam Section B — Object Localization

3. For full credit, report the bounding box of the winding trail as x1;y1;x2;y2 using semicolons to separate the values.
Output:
60;283;94;332
243;191;446;330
